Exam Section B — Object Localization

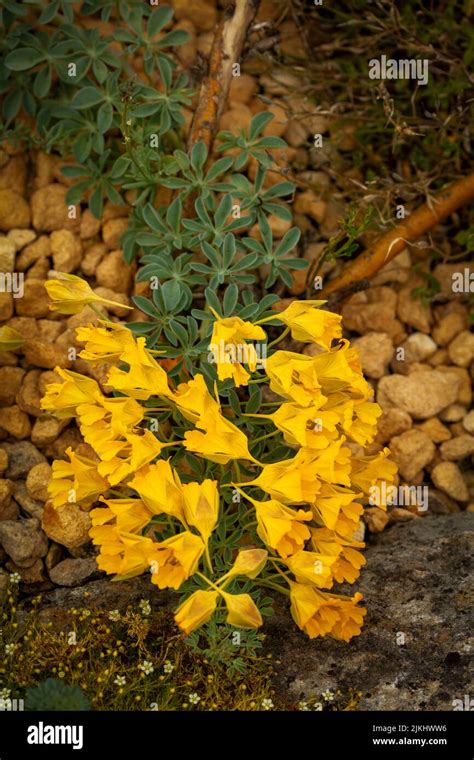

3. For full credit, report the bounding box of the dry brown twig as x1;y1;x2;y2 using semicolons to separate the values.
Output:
320;171;474;300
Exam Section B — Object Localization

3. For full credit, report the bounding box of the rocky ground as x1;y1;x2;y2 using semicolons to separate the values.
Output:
0;0;472;709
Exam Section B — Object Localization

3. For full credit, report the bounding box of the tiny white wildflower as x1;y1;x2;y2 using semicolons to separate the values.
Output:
139;599;151;616
0;688;11;699
298;700;309;711
188;692;200;705
108;610;121;622
9;573;20;585
163;660;174;674
5;644;15;656
261;698;274;710
114;675;126;687
138;660;154;675
322;689;334;702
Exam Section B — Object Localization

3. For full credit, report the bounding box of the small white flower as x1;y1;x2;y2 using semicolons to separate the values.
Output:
261;698;274;711
163;660;174;674
126;119;132;126
298;700;309;711
322;689;334;702
9;573;20;585
108;610;121;621
188;692;200;705
0;688;11;699
138;660;154;675
139;599;151;616
114;675;126;687
5;644;15;656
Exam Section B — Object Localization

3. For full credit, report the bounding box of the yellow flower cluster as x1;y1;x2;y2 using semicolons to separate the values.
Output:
42;279;397;642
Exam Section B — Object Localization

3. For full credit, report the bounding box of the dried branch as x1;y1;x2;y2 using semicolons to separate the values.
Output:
320;171;474;299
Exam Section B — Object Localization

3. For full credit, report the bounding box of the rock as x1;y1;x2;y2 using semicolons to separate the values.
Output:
0;156;27;196
14;280;50;318
0;449;8;475
0;236;16;272
397;285;432;333
16;235;51;270
7;228;36;252
43;426;82;460
372;249;411;285
431;462;469;502
229;73;257;104
388;507;419;523
50;229;82;273
80;242;107;276
267;514;474;709
0;518;48;566
0;366;25;405
463;410;474;434
0;441;46;479
31;184;80;232
389;429;435;481
0;478;14;505
417;417;451;443
352;333;394;378
294;191;327;224
0;189;30;231
0;568;8;600
102;217;128;249
401;332;437;363
433;263;472;298
26;462;52;502
428;488;461;515
342;288;404;339
31;416;69;446
49;557;100;587
42;502;92;549
22;340;72;370
0;292;13;320
0;499;19;522
377;370;460;419
220;103;253;135
363;507;389;533
13;481;44;519
439;434;474;461
0;405;31;439
432;312;468;346
173;0;217;31
447;331;474;368
45;542;63;570
79;209;101;239
376;409;412;443
95;249;133;292
5;558;46;584
93;287;130;317
437;366;472;406
16;369;43;416
439;404;467;423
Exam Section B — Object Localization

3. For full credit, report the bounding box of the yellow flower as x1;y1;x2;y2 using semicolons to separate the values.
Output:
148;531;205;589
265;351;326;407
91;497;153;534
311;527;365;584
107;338;172;400
269;403;339;449
41;368;102;419
275;300;342;350
0;326;23;352
310;342;371;399
220;591;263;629
223;548;268;581
181;479;219;545
171;374;218;424
209;316;266;387
183;406;255;465
174;589;219;634
95;430;165;486
48;447;108;508
323;395;382;446
350;447;398;505
76;323;138;363
285;550;337;588
289;583;366;640
89;527;153;578
78;396;144;451
45;273;132;315
244;496;312;557
128;460;185;524
312;483;363;532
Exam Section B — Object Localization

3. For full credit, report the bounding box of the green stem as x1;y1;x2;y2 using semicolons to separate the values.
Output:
257;580;290;597
268;325;290;349
251;429;279;445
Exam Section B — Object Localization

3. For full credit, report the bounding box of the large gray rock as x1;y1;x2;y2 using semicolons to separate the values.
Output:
266;514;474;710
